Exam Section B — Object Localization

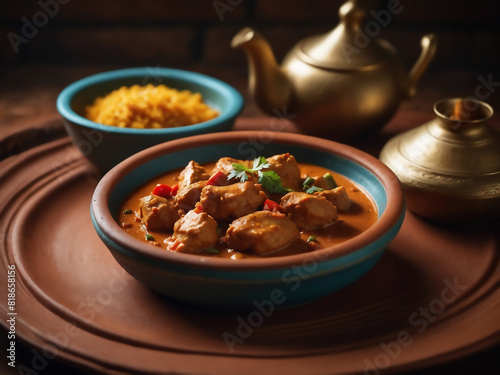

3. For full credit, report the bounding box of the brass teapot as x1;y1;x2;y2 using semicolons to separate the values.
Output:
232;0;437;139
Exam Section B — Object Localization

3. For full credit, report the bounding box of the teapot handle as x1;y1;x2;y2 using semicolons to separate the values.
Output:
407;34;437;98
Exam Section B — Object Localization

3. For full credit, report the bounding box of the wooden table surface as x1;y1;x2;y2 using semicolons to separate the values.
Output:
0;64;499;374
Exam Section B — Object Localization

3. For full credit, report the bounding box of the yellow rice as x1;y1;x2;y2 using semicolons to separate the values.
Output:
85;84;219;129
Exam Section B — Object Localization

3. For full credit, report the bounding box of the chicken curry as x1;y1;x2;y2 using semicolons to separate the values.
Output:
119;153;377;258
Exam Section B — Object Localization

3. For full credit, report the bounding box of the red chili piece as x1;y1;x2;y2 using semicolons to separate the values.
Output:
206;171;226;186
152;184;172;198
171;184;179;196
263;199;284;213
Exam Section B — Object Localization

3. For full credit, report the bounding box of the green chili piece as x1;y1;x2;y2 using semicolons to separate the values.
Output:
323;173;338;188
205;248;219;254
123;209;133;215
145;234;155;241
303;176;315;190
307;235;318;243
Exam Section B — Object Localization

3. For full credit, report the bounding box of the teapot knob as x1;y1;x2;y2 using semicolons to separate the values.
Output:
339;0;366;30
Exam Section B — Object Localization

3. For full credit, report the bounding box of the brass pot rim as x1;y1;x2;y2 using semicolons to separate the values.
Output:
433;97;494;125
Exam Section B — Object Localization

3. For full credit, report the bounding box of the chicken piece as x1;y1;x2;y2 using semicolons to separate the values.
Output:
315;186;351;213
175;180;206;211
313;175;335;190
212;157;251;175
200;181;267;221
139;194;180;232
177;160;209;190
223;211;300;256
265;153;301;190
165;211;218;254
212;157;253;183
281;192;338;230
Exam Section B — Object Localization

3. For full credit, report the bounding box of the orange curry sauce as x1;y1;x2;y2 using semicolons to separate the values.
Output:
119;163;378;258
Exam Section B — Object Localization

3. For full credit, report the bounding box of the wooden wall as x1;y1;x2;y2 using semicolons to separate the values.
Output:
1;0;499;71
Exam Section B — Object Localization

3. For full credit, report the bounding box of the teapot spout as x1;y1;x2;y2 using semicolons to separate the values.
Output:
406;34;437;98
232;27;292;115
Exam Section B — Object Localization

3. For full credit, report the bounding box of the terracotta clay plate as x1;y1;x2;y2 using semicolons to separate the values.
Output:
0;136;499;375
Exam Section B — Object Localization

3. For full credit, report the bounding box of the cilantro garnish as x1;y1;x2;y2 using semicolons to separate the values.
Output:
228;156;293;195
227;163;250;182
253;156;270;170
259;170;293;195
305;185;324;194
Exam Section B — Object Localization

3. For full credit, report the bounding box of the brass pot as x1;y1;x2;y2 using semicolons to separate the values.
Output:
379;98;500;224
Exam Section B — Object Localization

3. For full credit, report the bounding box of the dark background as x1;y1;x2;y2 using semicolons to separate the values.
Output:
1;0;499;374
2;0;500;70
1;0;500;126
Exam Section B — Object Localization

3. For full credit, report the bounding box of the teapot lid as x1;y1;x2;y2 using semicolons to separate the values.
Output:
298;0;396;70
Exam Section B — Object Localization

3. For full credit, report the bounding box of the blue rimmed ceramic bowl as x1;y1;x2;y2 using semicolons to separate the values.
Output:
91;131;405;310
57;67;243;172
